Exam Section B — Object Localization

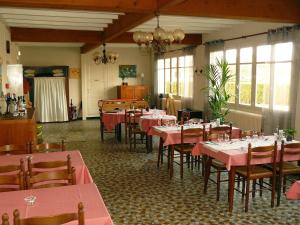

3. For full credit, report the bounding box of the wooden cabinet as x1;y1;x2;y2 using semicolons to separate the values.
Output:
0;109;37;145
117;85;149;100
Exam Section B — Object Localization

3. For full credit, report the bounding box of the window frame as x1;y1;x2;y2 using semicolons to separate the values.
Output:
209;41;293;113
156;55;194;97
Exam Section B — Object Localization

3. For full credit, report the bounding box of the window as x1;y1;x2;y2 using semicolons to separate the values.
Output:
157;55;193;97
225;49;237;103
209;41;293;111
239;47;252;105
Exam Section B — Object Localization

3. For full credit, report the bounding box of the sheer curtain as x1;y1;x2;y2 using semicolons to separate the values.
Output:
262;26;300;134
34;77;68;122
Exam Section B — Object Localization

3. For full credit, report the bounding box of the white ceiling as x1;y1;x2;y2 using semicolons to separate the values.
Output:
131;15;247;34
0;7;123;31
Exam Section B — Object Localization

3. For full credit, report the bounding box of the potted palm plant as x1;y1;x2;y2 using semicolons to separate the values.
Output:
284;128;296;141
202;58;234;123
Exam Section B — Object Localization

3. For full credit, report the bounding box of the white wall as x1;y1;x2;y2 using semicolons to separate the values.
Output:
81;45;152;118
19;46;81;107
0;21;18;93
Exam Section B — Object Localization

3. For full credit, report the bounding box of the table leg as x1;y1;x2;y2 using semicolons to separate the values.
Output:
146;135;153;153
169;145;174;179
228;166;236;212
157;138;163;168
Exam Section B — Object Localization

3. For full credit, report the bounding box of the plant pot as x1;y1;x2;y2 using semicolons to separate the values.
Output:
286;135;293;142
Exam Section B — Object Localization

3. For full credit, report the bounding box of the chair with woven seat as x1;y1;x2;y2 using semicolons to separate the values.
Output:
172;125;205;179
0;144;29;155
204;123;232;201
275;141;300;206
30;140;65;153
236;142;277;212
1;202;85;225
0;159;25;192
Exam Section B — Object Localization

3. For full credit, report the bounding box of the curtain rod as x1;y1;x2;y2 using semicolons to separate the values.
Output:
222;31;268;42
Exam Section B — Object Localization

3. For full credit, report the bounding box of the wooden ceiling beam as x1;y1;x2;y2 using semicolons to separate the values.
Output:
0;0;157;13
0;0;299;23
80;0;188;53
10;27;101;43
160;0;300;23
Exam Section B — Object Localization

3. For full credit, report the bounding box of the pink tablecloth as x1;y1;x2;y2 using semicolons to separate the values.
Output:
139;115;177;134
102;109;165;131
192;138;300;170
150;125;241;146
0;183;114;225
286;181;300;199
0;151;93;184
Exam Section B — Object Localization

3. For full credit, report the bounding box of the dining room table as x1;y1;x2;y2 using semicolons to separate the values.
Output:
0;150;93;184
101;109;165;142
139;114;177;152
192;136;300;212
0;183;114;225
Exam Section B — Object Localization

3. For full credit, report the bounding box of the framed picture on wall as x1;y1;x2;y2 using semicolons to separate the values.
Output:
119;65;137;79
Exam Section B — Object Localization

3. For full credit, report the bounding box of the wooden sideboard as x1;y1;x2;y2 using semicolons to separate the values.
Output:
0;108;37;145
117;85;149;100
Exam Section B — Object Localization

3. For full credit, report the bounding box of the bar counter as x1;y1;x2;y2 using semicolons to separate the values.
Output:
0;108;36;145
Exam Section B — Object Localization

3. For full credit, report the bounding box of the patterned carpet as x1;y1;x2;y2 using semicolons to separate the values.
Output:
43;120;300;225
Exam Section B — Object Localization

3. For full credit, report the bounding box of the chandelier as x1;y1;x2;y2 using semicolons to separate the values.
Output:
93;43;119;64
133;14;185;55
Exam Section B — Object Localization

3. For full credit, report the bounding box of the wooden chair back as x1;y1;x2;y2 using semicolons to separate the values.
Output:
125;109;143;129
246;142;277;177
131;100;148;109
0;159;25;192
180;111;191;125
180;125;206;147
10;202;84;225
27;155;72;177
30;140;65;153
0;144;29;155
208;123;232;141
26;167;76;189
279;141;300;171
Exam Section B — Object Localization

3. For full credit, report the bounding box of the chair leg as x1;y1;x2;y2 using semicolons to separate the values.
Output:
252;179;256;198
134;132;136;151
237;175;241;189
242;178;245;200
191;155;194;171
271;175;276;208
125;125;127;144
283;176;287;193
259;178;263;197
217;170;221;201
187;155;190;168
180;153;183;179
157;141;162;168
245;179;250;212
167;147;171;169
204;157;212;194
277;173;283;207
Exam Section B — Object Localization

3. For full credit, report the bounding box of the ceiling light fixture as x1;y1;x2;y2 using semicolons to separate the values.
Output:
93;43;119;65
133;14;185;55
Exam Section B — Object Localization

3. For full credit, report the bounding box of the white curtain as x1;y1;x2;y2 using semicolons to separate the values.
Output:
262;26;300;134
34;77;68;122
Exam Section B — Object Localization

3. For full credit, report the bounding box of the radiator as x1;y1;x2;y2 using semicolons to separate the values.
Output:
225;109;262;132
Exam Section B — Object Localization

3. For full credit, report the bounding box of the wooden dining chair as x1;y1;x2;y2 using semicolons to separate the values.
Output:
204;123;232;201
27;154;72;177
0;159;26;192
275;141;300;206
180;111;191;124
30;140;65;153
236;142;277;212
172;125;205;179
0;202;85;225
126;109;146;151
0;144;29;155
